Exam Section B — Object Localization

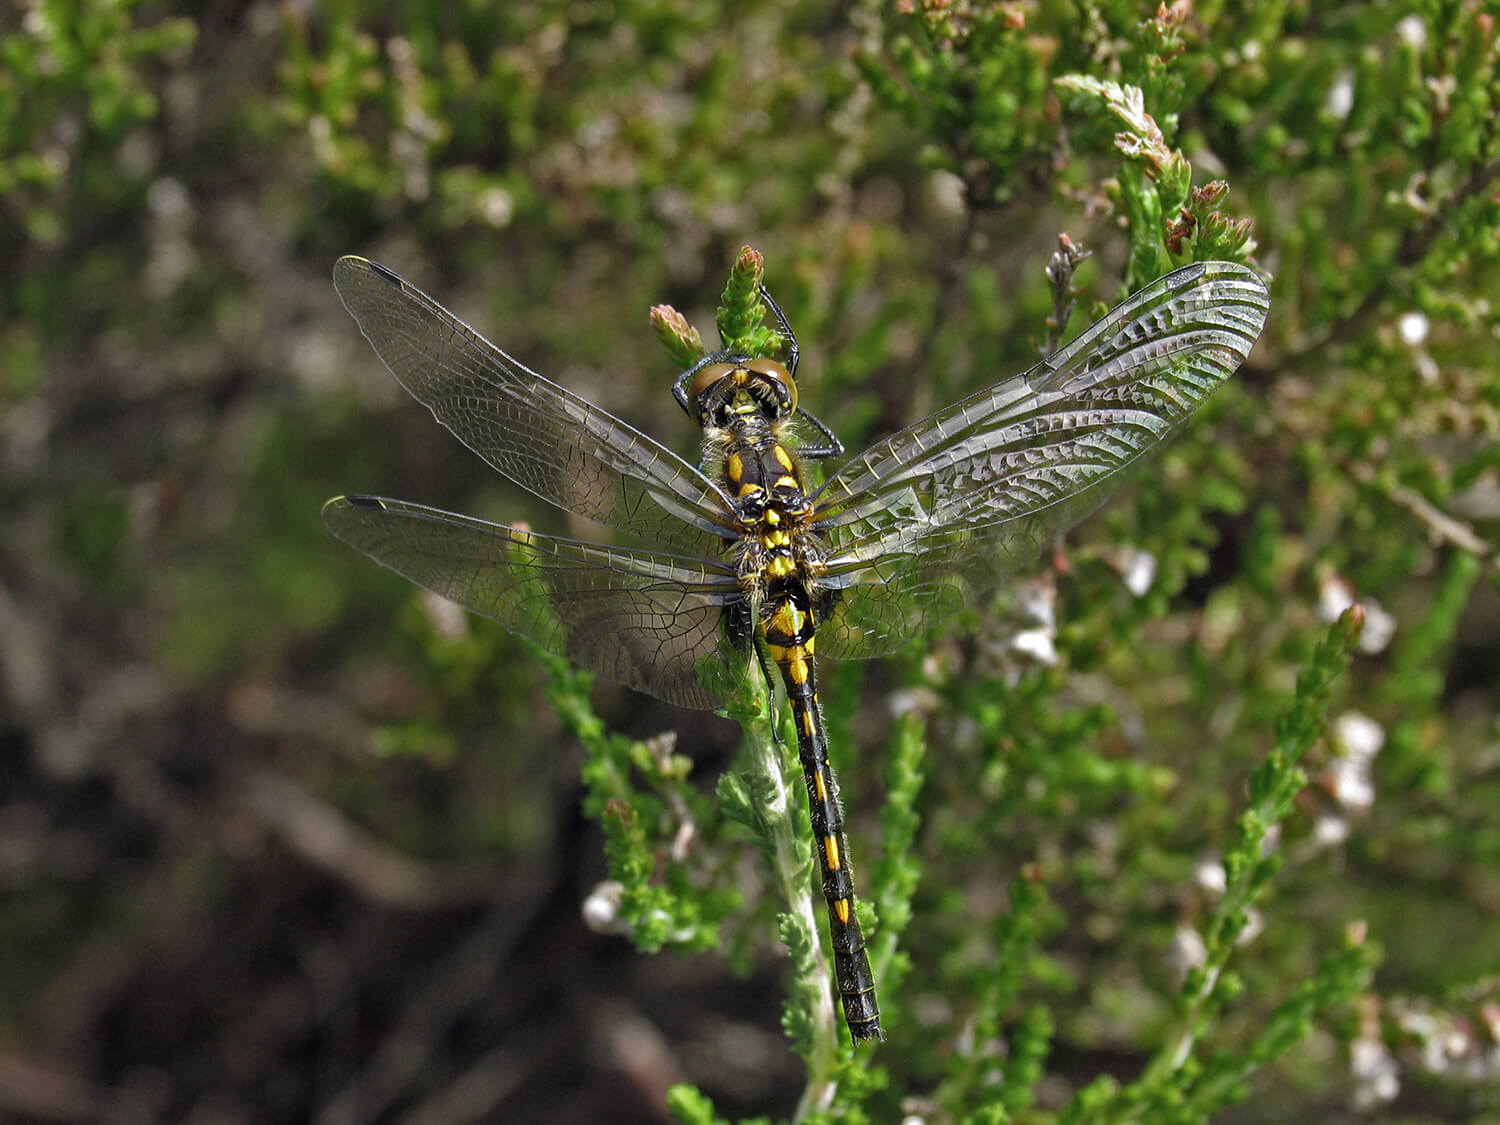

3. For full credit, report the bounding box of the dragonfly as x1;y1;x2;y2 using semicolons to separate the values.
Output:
323;255;1271;1045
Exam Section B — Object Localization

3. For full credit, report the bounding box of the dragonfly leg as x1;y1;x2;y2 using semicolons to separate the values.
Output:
759;285;799;377
791;409;845;460
754;641;787;746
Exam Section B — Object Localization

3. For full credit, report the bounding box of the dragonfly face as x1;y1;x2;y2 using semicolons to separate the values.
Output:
323;255;1271;1045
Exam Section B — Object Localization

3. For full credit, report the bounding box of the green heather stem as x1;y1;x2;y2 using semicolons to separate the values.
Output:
1148;606;1366;1087
719;675;842;1114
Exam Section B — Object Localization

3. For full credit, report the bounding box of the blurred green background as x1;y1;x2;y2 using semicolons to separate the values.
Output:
2;1;1498;1122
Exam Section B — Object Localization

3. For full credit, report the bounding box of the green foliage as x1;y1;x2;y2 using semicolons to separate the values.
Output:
543;644;735;955
0;0;194;413
0;0;194;243
855;1;1054;205
7;0;1500;1122
1058;611;1376;1124
1055;75;1256;287
275;0;851;249
937;866;1060;1118
652;245;790;369
716;245;780;359
670;1082;771;1125
868;713;927;1008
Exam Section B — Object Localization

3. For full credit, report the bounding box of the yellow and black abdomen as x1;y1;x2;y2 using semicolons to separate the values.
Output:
763;576;883;1043
723;421;882;1043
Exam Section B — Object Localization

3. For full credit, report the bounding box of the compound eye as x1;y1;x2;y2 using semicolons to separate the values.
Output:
687;362;737;410
744;356;798;415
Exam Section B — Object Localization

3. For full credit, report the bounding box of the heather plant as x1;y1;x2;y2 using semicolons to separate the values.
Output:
2;1;1496;1123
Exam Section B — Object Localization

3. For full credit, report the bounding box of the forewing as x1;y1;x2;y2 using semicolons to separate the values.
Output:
334;257;733;551
811;261;1270;660
324;495;746;710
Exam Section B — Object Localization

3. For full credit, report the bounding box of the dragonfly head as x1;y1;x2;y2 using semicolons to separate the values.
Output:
683;355;799;431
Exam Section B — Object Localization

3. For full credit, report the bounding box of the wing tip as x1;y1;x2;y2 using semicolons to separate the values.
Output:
323;494;387;521
332;255;402;291
1176;257;1266;285
1200;259;1272;307
368;260;402;288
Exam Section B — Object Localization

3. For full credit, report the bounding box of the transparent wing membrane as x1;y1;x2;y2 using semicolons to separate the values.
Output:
324;495;745;710
328;257;1269;680
811;262;1270;657
333;257;733;552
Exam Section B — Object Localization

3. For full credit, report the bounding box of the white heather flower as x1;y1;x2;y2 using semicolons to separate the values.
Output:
1355;598;1397;653
1351;1035;1400;1109
1395;14;1426;48
1317;572;1356;622
582;880;625;933
1261;823;1282;856
1010;628;1058;666
1120;548;1158;598
421;590;470;639
1194;857;1227;895
1236;907;1265;946
1326;70;1355;119
1166;925;1208;982
1016;577;1057;628
1397;310;1429;346
1334;711;1386;762
1324;711;1385;813
1315;575;1397;652
1328;758;1375;811
1314;813;1351;846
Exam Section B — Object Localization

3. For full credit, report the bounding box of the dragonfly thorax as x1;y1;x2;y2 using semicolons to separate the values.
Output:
717;420;824;607
718;422;811;511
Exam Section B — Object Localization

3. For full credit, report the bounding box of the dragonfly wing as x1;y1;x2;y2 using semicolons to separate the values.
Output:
334;257;734;552
324;495;747;710
811;261;1270;660
812;578;964;662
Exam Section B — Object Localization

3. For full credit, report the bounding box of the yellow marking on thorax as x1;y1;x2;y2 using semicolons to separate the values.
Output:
824;835;842;870
766;556;794;578
773;444;795;471
726;452;745;483
774;475;799;491
738;481;763;499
